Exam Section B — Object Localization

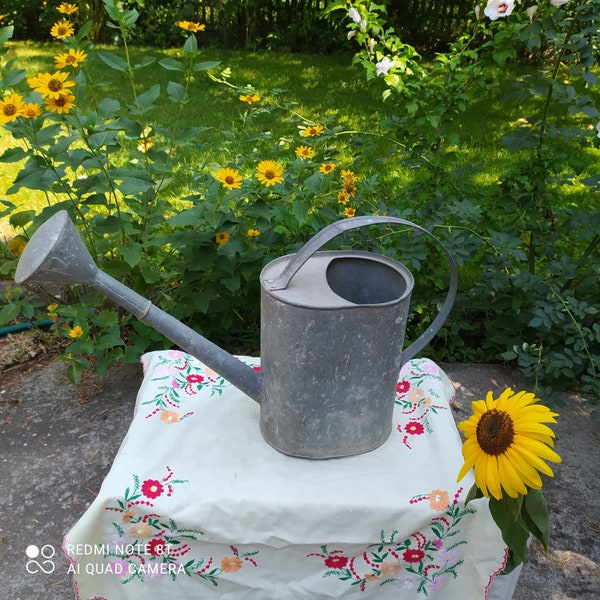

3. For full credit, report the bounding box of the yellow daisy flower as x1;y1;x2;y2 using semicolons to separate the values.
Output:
301;124;324;137
50;20;75;39
255;160;284;187
7;235;27;257
319;163;336;174
295;146;314;160
457;388;561;500
215;231;231;245
337;190;350;204
0;93;25;124
21;103;43;118
54;48;87;69
57;3;78;14
247;228;261;237
28;71;75;99
69;325;84;339
215;167;242;190
175;20;206;32
44;91;76;114
340;169;357;182
343;207;356;218
239;93;260;104
137;136;153;153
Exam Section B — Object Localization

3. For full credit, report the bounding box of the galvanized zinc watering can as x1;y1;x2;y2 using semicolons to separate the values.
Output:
15;211;457;459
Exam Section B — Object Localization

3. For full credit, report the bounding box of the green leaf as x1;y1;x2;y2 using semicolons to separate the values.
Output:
522;489;550;550
118;242;142;267
132;84;160;114
9;209;36;228
0;147;29;163
488;495;530;566
183;34;198;54
159;58;185;72
0;25;14;46
0;303;20;327
167;80;187;103
98;98;121;119
96;50;129;72
464;483;484;506
193;60;221;72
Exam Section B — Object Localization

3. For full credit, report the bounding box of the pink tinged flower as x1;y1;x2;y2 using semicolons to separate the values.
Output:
484;0;515;20
376;56;394;76
347;30;357;40
550;0;569;5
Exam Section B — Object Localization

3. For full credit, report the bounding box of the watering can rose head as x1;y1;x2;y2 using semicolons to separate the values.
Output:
456;388;561;570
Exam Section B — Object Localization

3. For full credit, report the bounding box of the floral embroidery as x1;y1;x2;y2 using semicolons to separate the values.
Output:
395;359;448;449
102;468;260;586
143;352;259;422
308;487;473;595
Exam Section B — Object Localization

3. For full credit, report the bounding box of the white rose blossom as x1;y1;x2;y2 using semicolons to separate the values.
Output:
484;0;515;20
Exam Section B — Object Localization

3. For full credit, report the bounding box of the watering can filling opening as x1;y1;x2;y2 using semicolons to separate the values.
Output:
326;256;408;305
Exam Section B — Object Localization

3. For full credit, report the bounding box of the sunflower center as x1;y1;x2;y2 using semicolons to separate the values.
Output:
264;170;275;179
54;95;68;107
225;175;235;184
3;104;16;116
48;78;64;92
476;409;514;455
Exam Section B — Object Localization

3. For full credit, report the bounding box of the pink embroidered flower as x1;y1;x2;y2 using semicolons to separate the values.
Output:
186;373;204;383
141;479;164;499
396;380;410;394
160;410;179;424
147;538;167;557
432;538;443;549
404;421;425;435
429;489;450;511
109;559;129;578
324;555;349;569
130;522;153;538
402;548;425;563
380;560;402;576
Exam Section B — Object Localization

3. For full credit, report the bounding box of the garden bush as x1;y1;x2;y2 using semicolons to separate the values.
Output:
0;0;598;409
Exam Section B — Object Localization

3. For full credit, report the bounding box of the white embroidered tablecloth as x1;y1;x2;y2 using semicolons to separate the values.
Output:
63;351;508;599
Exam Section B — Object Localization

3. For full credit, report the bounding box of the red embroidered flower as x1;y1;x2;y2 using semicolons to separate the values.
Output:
252;366;261;372
147;538;167;557
324;555;349;569
396;380;410;394
402;548;425;563
186;374;204;383
141;479;164;499
404;421;425;435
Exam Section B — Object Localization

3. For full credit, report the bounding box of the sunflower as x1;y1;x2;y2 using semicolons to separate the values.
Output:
215;231;231;245
457;388;561;500
44;91;76;114
69;325;84;339
57;2;78;14
175;20;206;32
343;207;356;218
295;146;314;160
54;48;87;69
50;20;75;39
301;124;324;137
337;190;350;204
247;228;261;237
28;71;75;99
215;167;242;190
255;160;284;187
0;93;25;124
137;136;153;153
319;163;336;174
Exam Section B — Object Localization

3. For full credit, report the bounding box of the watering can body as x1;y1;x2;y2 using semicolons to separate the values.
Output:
15;212;457;459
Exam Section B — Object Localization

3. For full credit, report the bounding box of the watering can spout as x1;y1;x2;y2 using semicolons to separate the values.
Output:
14;211;263;403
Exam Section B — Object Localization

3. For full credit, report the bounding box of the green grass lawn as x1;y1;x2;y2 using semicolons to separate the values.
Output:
1;41;598;241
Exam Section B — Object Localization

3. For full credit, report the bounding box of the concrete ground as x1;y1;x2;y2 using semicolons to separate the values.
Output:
0;356;598;599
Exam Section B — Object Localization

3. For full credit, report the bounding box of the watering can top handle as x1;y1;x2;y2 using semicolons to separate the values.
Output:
264;215;458;363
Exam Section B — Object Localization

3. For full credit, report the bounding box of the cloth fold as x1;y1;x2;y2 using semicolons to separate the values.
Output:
64;351;507;599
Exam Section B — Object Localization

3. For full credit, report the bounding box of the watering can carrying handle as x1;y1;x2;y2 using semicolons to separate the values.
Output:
264;216;458;363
